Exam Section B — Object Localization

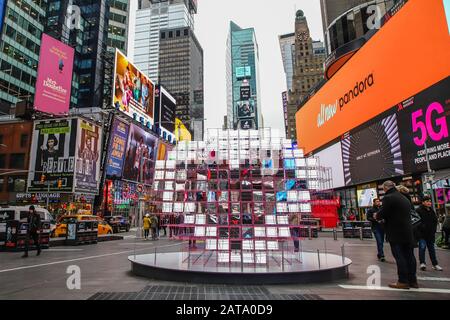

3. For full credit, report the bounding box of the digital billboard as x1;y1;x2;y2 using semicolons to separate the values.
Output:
240;86;251;100
236;66;251;79
113;50;155;127
341;114;404;186
296;0;450;153
357;184;378;208
240;119;255;130
160;87;176;133
27;118;78;193
154;85;177;134
0;0;6;37
34;34;74;115
105;118;130;178
122;124;158;185
237;100;255;119
397;77;450;174
74;119;102;194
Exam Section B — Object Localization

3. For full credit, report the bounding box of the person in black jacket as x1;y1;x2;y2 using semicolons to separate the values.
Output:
376;181;418;289
366;198;385;262
22;205;42;258
416;196;443;271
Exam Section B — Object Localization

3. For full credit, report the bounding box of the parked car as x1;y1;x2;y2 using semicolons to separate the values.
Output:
53;214;113;238
105;216;131;233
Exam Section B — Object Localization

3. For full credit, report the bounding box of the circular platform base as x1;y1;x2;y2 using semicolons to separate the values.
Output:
129;252;352;285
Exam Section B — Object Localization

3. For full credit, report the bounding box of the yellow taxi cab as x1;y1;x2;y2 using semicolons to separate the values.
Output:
53;214;113;238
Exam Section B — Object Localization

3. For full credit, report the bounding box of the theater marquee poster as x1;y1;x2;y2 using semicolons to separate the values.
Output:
74;119;103;194
27;118;78;193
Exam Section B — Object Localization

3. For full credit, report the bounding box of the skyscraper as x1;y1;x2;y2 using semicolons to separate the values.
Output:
279;33;295;93
159;26;204;140
0;0;46;106
107;0;130;54
133;0;197;83
226;21;262;130
45;0;110;109
286;10;325;141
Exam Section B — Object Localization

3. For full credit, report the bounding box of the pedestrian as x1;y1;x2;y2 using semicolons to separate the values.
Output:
289;213;300;252
442;213;450;249
396;185;420;247
416;196;443;271
143;214;151;240
22;205;41;258
151;214;159;240
376;181;418;289
160;215;167;237
367;198;385;262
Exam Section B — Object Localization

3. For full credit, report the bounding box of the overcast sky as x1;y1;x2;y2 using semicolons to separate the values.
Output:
195;0;324;133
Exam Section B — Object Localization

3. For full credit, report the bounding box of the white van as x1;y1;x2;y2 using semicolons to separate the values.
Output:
0;206;54;227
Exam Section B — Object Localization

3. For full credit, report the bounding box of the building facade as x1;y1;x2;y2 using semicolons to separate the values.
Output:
0;0;46;106
297;0;450;219
159;26;204;140
226;21;262;131
286;11;325;141
45;0;110;109
133;0;197;83
107;0;130;54
278;33;295;93
0;120;33;204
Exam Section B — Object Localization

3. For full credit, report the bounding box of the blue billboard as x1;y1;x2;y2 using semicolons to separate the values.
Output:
0;0;6;37
106;118;130;178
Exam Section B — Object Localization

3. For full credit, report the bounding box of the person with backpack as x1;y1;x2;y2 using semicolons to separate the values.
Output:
23;206;41;258
416;196;443;271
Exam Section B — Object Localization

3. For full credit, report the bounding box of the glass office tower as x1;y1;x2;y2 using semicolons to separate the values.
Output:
226;21;262;130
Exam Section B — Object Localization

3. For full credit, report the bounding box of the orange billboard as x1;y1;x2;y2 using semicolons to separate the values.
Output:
296;0;450;154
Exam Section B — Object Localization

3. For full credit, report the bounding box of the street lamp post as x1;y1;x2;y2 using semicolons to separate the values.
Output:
424;141;437;212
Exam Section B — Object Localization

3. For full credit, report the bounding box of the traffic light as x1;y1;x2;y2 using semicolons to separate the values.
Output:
40;174;46;183
57;179;63;188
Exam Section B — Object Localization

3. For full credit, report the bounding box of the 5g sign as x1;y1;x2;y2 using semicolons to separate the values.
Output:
412;102;449;147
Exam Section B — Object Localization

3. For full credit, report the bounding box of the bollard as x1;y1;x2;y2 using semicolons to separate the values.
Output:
333;228;338;241
154;247;157;265
359;227;363;241
341;244;345;265
308;226;312;240
317;249;321;269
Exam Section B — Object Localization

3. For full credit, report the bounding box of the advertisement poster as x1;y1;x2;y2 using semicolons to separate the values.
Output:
240;86;251;100
397;77;450;174
106;118;130;178
34;34;74;115
236;66;251;79
113;50;155;127
237;100;255;119
27;118;77;193
156;141;174;161
123;124;158;185
240;119;255;130
341;113;404;185
74;119;102;194
160;87;176;133
154;85;176;133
